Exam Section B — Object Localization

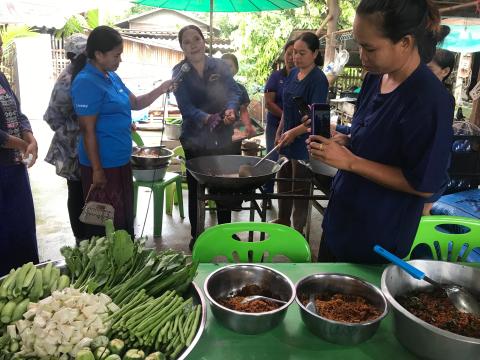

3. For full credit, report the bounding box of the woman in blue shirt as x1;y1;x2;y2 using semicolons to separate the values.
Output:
273;32;329;234
308;0;454;263
173;25;240;249
72;26;172;238
263;40;295;194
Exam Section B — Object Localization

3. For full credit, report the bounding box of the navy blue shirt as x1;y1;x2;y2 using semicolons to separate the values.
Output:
72;63;132;168
280;67;328;160
264;69;288;126
173;57;240;150
322;64;454;263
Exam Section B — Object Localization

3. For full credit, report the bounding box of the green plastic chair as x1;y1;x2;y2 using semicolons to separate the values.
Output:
406;216;480;262
131;132;184;236
192;222;312;263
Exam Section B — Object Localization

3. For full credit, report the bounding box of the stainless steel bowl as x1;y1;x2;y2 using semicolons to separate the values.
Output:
295;273;388;345
204;264;296;334
131;146;173;169
381;260;480;360
132;165;169;182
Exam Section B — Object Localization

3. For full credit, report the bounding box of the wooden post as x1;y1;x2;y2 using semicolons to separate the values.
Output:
317;0;340;85
471;70;480;126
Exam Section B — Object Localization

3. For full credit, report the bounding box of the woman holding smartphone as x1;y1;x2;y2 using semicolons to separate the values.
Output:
308;0;453;263
274;32;329;235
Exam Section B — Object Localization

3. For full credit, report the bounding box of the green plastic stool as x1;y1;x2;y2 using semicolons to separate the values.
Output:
165;145;214;213
192;222;312;263
133;172;184;237
166;146;188;214
406;216;480;262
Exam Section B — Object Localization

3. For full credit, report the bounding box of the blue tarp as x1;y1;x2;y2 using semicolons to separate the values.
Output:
440;24;480;53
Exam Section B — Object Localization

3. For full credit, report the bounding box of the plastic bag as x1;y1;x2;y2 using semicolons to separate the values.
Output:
323;49;349;77
452;121;480;136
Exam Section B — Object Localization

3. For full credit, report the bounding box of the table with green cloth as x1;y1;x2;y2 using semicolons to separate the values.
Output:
187;263;418;360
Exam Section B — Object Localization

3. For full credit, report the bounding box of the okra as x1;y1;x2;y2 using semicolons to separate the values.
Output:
11;298;29;322
0;301;16;324
22;263;37;291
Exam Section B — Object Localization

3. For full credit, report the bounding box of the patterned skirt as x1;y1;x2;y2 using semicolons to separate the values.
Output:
80;163;134;239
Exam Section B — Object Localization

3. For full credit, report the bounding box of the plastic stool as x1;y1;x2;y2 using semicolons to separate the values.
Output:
133;172;184;237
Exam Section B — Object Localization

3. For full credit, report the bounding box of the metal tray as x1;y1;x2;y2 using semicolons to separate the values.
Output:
0;260;206;360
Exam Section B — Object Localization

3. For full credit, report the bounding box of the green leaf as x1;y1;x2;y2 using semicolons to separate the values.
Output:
112;230;134;268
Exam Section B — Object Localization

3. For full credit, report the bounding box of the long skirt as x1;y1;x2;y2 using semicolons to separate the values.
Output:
0;164;39;277
80;163;134;239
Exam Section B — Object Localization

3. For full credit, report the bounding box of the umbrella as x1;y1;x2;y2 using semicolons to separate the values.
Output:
135;0;305;55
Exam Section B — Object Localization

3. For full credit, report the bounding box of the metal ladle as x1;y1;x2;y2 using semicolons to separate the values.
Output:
374;245;480;315
240;295;287;305
238;143;282;177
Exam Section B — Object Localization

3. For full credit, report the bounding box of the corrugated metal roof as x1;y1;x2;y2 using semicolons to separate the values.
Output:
118;29;234;53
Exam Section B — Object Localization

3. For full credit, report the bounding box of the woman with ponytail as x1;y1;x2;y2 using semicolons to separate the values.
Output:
71;26;172;238
308;0;454;263
273;31;329;234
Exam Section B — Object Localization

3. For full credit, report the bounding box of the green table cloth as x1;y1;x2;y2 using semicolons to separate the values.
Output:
187;263;419;359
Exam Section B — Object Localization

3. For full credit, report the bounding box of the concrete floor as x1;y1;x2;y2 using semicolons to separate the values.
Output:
30;119;325;262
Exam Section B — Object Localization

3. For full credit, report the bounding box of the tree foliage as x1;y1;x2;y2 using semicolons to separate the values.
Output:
220;0;359;93
0;25;38;46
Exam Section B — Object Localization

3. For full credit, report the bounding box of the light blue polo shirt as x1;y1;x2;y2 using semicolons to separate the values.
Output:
72;62;132;168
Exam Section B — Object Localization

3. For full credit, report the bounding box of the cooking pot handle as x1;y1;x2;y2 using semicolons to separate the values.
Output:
276;156;289;168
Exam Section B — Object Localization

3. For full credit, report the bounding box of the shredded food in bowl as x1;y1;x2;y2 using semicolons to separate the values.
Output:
396;289;480;338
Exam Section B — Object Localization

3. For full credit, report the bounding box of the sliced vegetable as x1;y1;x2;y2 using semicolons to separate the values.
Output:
77;349;96;360
95;346;110;360
144;352;165;360
91;336;109;351
123;349;145;360
108;339;124;355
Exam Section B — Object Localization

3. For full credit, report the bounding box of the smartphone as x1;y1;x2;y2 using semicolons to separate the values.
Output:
292;96;310;117
311;103;331;138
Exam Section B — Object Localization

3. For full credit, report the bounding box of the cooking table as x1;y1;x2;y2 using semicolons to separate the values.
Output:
186;263;418;360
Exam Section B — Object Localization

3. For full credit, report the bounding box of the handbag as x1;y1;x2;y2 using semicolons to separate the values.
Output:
79;186;115;226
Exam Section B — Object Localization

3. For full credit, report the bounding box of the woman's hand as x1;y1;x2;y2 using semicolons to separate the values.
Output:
245;123;256;137
92;168;107;189
223;109;236;125
307;135;356;171
22;133;38;168
279;128;298;146
331;133;350;146
158;79;174;94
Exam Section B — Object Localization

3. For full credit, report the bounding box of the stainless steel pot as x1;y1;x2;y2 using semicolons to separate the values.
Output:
131;146;173;169
204;264;295;334
381;260;480;360
186;155;288;191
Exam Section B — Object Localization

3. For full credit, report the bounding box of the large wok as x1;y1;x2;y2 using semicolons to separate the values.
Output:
186;155;288;191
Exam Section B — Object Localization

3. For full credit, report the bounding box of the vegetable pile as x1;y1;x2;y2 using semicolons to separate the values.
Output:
1;262;70;325
14;288;117;358
0;221;202;360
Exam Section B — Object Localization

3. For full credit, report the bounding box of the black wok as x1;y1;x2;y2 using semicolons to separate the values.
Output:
186;155;288;191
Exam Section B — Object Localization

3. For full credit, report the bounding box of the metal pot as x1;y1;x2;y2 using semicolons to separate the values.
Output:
131;146;173;169
165;123;182;140
186;155;288;191
381;260;480;360
204;264;296;334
